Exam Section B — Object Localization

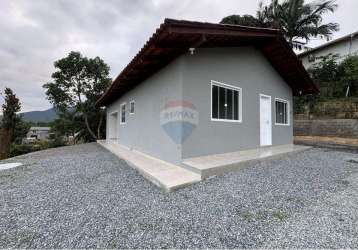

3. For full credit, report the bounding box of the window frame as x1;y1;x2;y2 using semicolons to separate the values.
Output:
274;98;290;126
109;110;119;117
109;111;119;140
210;80;242;123
129;100;135;115
120;102;126;124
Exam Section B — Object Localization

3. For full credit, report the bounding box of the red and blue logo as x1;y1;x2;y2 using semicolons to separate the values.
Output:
160;100;198;144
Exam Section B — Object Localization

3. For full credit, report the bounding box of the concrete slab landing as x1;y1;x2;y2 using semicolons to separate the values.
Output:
182;144;311;179
97;140;201;192
98;141;310;191
0;163;23;171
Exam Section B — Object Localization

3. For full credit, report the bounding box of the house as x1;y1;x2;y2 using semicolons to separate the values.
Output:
25;127;51;141
299;31;358;69
96;19;317;166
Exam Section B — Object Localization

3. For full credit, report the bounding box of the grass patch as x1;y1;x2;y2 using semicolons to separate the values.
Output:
272;210;288;222
108;239;118;249
242;211;255;221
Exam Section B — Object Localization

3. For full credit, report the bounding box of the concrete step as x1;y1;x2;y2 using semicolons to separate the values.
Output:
97;140;201;192
182;144;311;179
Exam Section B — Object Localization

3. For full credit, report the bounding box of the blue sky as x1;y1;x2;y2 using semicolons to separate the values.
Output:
0;0;357;112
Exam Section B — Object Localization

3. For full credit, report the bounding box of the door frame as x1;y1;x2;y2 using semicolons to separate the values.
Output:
109;111;119;142
259;94;272;147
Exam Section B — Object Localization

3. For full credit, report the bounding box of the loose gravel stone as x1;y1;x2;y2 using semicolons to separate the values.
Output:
0;143;358;248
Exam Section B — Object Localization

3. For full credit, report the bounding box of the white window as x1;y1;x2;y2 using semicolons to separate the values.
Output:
130;101;135;114
275;98;289;125
120;103;126;124
211;80;242;122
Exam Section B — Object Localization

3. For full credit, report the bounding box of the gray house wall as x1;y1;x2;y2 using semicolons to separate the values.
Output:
180;47;293;159
106;58;184;164
106;46;293;164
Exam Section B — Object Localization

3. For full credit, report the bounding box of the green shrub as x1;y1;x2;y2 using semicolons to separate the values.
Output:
9;144;38;157
37;140;50;150
295;55;358;115
9;137;67;158
49;137;67;148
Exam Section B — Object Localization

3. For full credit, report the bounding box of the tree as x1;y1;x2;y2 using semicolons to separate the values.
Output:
295;54;358;116
50;112;83;144
43;51;111;141
11;118;31;144
338;56;358;97
1;88;21;130
221;0;339;48
307;55;358;98
308;54;341;97
257;0;339;48
309;54;339;82
0;87;21;159
220;15;268;27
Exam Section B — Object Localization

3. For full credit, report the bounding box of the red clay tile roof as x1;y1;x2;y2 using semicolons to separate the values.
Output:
97;19;318;107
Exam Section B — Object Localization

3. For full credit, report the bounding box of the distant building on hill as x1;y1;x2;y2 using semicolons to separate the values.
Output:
299;31;358;69
26;127;52;141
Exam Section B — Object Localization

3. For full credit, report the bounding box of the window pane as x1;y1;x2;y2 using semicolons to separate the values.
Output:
219;87;226;119
212;83;241;121
276;101;288;124
276;101;281;123
212;85;218;119
121;105;126;123
130;102;134;113
234;90;239;120
226;89;233;120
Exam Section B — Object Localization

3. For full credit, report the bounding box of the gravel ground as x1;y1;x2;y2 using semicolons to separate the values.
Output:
1;143;358;248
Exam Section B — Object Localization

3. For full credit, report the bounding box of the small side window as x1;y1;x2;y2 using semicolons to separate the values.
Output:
120;103;126;124
275;99;289;125
130;101;135;114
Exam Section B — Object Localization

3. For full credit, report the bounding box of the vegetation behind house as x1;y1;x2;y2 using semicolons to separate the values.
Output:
0;88;69;159
294;54;358;118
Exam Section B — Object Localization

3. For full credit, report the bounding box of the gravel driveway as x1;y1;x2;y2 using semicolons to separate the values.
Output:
1;143;358;248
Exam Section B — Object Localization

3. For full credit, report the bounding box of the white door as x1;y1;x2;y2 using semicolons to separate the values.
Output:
260;94;272;146
109;112;118;142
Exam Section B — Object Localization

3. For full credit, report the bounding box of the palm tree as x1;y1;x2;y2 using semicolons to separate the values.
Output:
220;15;268;27
257;0;339;48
